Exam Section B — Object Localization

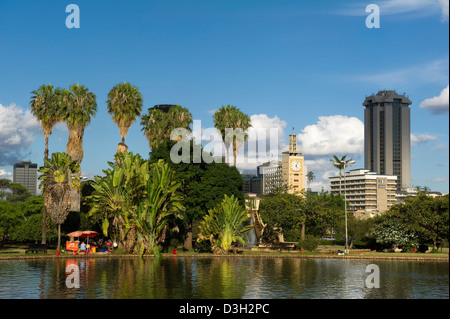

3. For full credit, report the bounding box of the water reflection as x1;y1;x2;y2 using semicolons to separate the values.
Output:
0;257;447;299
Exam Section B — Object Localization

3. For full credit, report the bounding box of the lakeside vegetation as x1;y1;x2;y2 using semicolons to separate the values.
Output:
0;83;448;259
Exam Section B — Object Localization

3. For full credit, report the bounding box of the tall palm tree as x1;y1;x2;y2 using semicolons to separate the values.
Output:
213;105;251;166
330;155;353;195
30;84;64;160
141;105;192;149
38;152;80;254
60;84;97;212
106;82;143;154
61;84;97;164
30;84;63;245
307;171;315;183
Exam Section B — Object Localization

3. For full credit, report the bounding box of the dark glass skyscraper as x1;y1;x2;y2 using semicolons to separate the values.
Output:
363;90;411;190
13;161;37;195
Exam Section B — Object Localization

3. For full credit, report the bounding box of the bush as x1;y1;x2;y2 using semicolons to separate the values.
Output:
195;239;212;253
298;236;320;251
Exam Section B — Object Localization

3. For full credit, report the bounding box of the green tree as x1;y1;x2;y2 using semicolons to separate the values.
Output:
60;84;97;212
88;152;184;255
135;160;184;257
30;84;63;244
372;213;418;250
0;179;31;202
259;191;304;243
307;171;315;184
30;84;62;160
149;140;244;250
213;105;251;166
141;105;192;149
88;152;148;252
61;84;97;164
259;190;344;245
106;82;143;154
394;193;449;250
330;155;353;194
198;194;253;254
38;152;81;253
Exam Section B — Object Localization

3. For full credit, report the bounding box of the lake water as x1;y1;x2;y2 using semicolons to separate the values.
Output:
0;257;448;299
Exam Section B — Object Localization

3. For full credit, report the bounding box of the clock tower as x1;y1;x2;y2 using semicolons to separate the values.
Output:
282;134;307;195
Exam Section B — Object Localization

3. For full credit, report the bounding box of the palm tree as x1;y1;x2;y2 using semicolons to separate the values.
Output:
307;171;315;183
106;82;143;154
141;105;192;149
88;153;183;255
330;155;353;195
60;84;97;212
135;159;184;257
61;84;97;164
38;152;80;254
198;194;253;254
30;84;63;160
213;105;251;166
30;84;63;245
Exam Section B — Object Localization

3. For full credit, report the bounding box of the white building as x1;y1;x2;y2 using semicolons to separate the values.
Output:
329;169;397;218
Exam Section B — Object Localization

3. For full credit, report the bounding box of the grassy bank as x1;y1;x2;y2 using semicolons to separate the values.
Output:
1;243;448;261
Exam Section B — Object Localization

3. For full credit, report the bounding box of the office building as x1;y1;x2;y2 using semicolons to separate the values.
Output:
13;161;37;195
257;161;283;195
363;90;411;190
242;175;262;195
329;169;397;218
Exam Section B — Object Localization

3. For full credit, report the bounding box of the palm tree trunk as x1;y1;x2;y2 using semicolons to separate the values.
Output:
301;222;306;241
41;134;49;245
233;138;237;167
57;224;61;253
225;145;229;165
183;221;193;250
41;207;47;245
44;134;49;160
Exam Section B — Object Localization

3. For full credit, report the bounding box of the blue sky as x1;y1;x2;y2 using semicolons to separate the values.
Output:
0;0;448;193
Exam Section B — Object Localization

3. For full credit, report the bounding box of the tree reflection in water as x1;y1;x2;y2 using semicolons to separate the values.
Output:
0;257;447;299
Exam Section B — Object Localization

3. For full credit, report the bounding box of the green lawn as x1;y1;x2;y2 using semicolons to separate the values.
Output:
1;243;448;259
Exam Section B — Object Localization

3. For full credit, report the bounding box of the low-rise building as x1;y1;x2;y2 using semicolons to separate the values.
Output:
329;169;397;218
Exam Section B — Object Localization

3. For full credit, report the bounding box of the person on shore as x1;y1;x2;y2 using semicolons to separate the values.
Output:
80;242;86;254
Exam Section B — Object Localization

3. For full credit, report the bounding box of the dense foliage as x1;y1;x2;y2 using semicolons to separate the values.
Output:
259;189;345;245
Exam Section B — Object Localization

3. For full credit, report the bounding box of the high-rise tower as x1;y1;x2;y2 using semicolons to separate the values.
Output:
13;161;37;195
363;90;411;190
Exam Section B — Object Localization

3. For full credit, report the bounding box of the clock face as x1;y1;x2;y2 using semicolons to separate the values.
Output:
291;160;301;171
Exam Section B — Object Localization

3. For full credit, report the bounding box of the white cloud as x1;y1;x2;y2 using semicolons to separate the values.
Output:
298;115;364;156
432;143;448;151
342;59;449;88
293;115;364;192
0;169;13;180
339;0;446;21
411;133;439;146
438;0;449;22
419;85;449;115
0;103;41;166
304;158;342;191
432;177;448;183
235;114;288;170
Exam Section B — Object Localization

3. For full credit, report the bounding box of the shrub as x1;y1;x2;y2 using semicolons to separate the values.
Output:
298;235;320;251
